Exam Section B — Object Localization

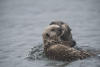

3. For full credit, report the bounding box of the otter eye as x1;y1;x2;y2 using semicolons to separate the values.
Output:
46;33;49;37
51;29;55;31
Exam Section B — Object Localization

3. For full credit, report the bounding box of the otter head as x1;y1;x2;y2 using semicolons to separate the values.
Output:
50;21;64;27
42;25;63;42
49;21;76;47
49;21;72;41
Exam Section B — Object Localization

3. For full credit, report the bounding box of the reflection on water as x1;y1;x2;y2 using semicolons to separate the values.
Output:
0;0;100;67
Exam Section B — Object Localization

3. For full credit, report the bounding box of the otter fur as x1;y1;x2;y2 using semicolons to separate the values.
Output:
42;25;74;47
50;21;76;47
42;22;92;61
44;44;91;61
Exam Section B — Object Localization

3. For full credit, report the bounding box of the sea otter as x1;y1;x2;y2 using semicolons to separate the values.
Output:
42;25;74;47
42;24;92;61
49;21;76;47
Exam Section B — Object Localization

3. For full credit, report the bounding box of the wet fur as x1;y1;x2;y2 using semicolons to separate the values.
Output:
44;44;91;61
42;21;92;61
50;21;76;47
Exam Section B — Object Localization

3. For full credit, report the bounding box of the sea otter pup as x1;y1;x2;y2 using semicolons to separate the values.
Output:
42;24;92;61
50;21;76;47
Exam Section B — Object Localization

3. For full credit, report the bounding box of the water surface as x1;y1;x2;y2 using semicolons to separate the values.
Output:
0;0;100;67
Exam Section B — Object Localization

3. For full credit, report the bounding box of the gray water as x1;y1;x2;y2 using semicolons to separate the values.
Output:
0;0;100;67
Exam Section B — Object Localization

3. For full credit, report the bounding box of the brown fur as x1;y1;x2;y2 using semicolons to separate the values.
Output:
42;23;92;61
42;25;73;47
42;25;64;47
44;44;91;61
50;21;76;47
50;21;72;41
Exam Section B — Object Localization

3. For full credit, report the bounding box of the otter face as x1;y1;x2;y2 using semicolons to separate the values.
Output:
43;21;76;47
49;21;76;47
43;25;63;41
49;21;72;41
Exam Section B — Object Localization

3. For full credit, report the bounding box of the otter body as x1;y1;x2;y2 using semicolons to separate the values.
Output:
44;44;91;61
42;21;92;61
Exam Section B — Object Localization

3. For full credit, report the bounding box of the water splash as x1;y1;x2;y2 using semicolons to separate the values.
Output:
27;44;46;60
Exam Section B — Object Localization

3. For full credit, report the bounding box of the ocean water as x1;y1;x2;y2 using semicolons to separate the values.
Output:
0;0;100;67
